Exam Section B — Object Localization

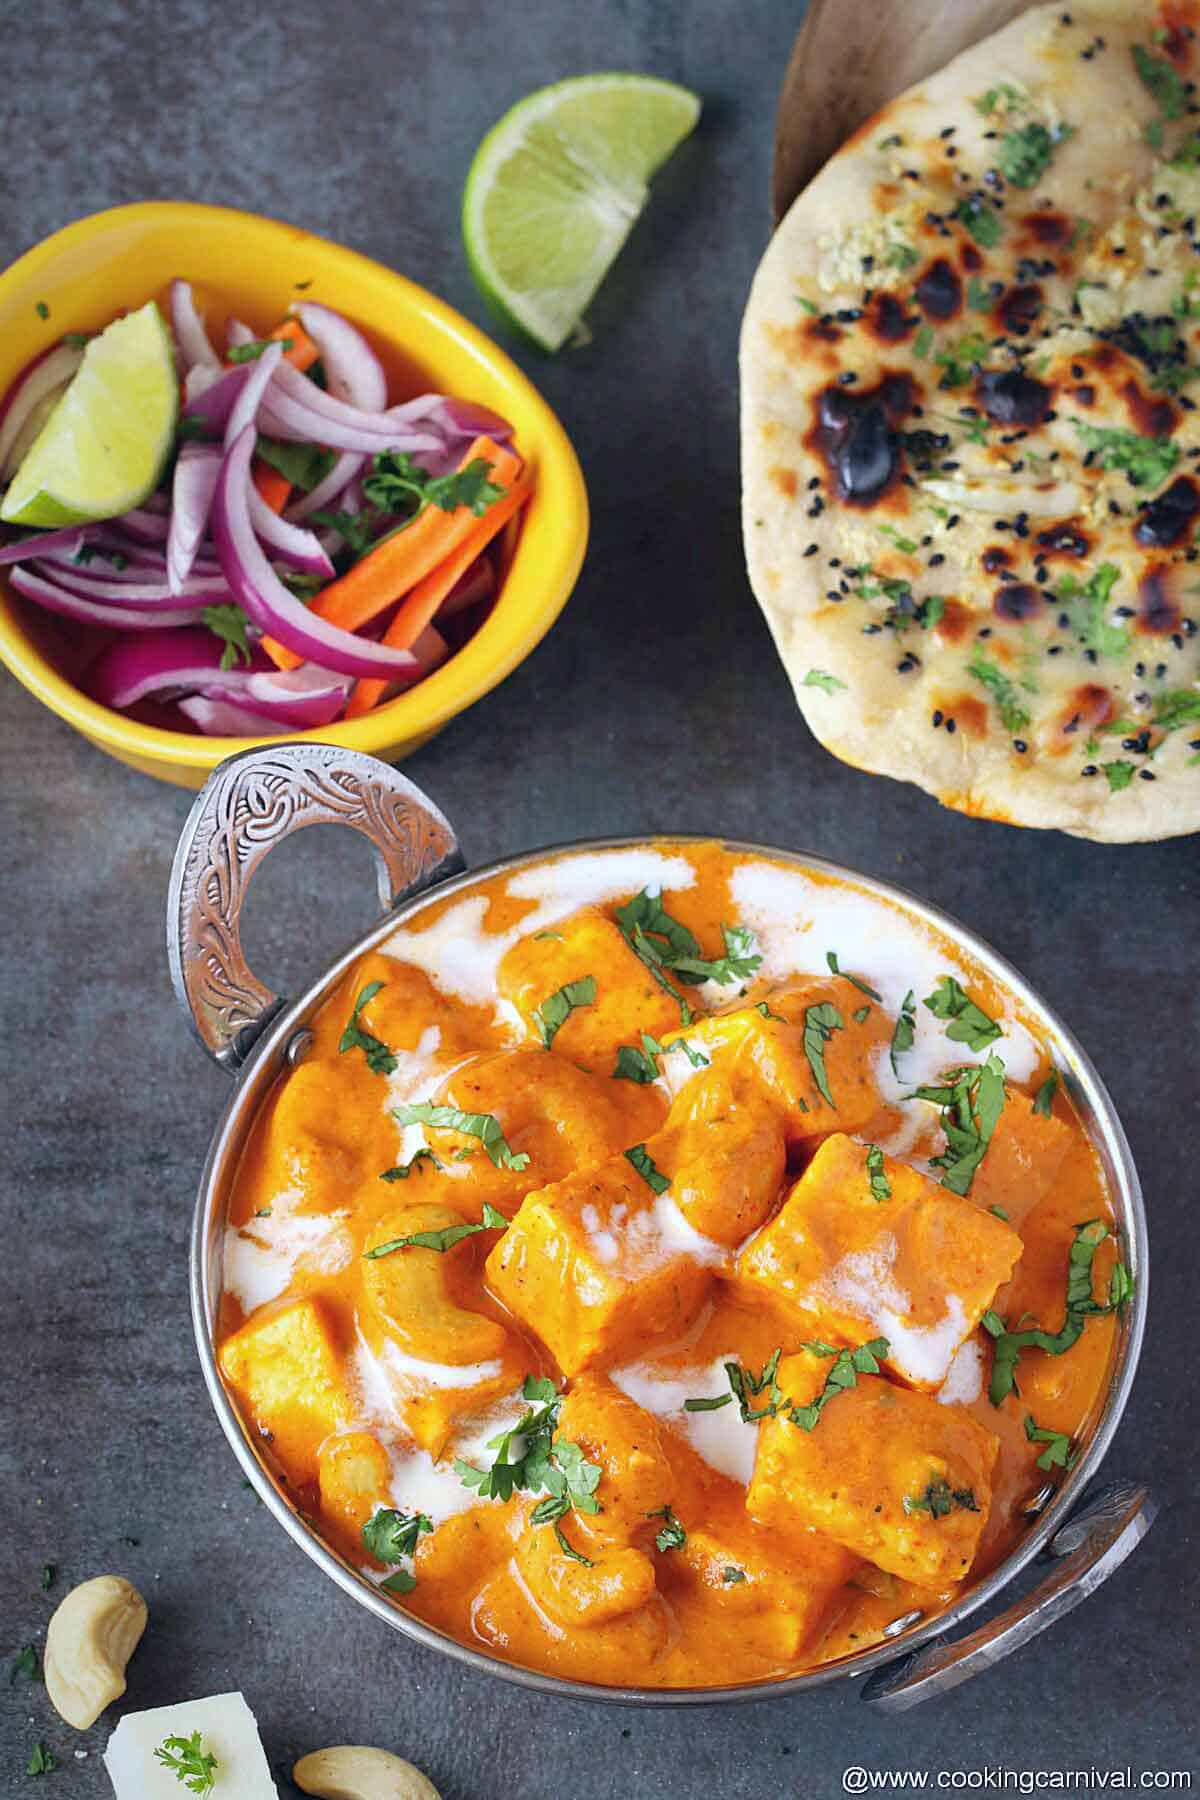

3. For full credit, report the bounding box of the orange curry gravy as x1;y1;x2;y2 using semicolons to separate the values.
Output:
217;842;1123;1688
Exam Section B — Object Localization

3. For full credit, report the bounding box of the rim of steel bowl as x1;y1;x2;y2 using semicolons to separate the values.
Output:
188;835;1147;1706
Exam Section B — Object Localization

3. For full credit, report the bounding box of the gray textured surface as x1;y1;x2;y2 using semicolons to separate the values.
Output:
0;1;1196;1795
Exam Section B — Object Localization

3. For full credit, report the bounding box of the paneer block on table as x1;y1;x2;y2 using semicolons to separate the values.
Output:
218;1296;349;1485
736;1134;1022;1389
104;1691;277;1797
748;1350;999;1587
498;904;686;1066
485;1153;719;1374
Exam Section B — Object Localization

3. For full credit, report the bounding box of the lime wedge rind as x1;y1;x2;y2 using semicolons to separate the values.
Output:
0;301;177;528
463;73;701;353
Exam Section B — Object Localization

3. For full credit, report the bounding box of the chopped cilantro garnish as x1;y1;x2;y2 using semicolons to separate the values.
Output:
362;1506;433;1563
903;1478;979;1518
866;1145;891;1202
986;1218;1127;1404
722;1566;747;1584
934;331;991;389
1133;43;1187;118
379;1147;443;1182
646;1505;687;1551
153;1731;218;1795
39;1565;55;1593
201;603;252;672
254;437;340;493
364;1202;507;1259
34;301;49;321
802;1001;844;1109
27;1743;56;1776
392;1103;529;1171
1102;761;1136;792
1033;1071;1058;1117
967;648;1033;735
10;1644;39;1684
966;276;992;311
381;1569;418;1595
1072;420;1179;488
228;337;291;363
853;1004;871;1024
913;324;934;358
1056;563;1130;660
802;668;847;694
1024;1413;1076;1472
997;121;1071;189
339;980;397;1075
364;450;506;521
615;889;761;1015
532;975;597;1049
887;242;920;270
954;196;1003;247
1153;689;1200;730
974;83;1024;116
625;1143;670;1195
890;989;916;1079
455;1376;602;1536
790;1337;889;1432
923;975;1002;1051
825;951;882;1000
912;1055;1006;1197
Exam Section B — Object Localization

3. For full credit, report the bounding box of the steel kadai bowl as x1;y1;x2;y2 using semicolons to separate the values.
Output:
172;743;1153;1710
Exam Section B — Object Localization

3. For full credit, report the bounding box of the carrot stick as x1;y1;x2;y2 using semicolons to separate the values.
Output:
311;436;522;634
252;461;292;513
342;475;532;718
269;317;320;371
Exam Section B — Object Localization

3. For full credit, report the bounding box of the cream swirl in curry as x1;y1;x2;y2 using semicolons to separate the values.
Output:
217;843;1126;1687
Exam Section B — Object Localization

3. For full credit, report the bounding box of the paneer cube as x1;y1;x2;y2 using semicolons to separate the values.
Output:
246;1059;368;1219
556;1375;676;1547
748;1350;999;1587
485;1154;719;1375
318;1431;392;1552
429;1047;665;1214
362;1204;526;1454
677;979;892;1142
969;1099;1075;1228
668;1499;858;1662
736;1134;1022;1389
498;905;685;1066
514;1525;658;1629
219;1296;349;1484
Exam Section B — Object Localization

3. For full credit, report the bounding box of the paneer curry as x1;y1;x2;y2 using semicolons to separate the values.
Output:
217;842;1129;1688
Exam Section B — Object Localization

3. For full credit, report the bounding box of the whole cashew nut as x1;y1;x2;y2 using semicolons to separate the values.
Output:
43;1575;148;1730
293;1746;441;1800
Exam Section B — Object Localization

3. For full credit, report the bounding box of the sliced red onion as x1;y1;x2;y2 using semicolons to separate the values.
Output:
0;525;93;567
247;485;335;577
438;555;495;619
213;428;422;681
182;362;246;429
170;280;221;374
168;444;222;594
111;507;171;543
0;344;84;480
225;340;284;448
279;303;390;522
226;317;256;349
37;539;222;581
176;695;293;736
8;566;205;629
394;394;515;476
91;628;350;725
284;451;364;523
261;360;442;452
39;561;230;608
294;302;387;409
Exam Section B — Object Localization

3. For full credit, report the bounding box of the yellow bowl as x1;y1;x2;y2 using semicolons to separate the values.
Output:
0;201;588;788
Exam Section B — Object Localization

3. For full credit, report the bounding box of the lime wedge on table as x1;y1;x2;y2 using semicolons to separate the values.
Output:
463;73;701;353
0;301;177;527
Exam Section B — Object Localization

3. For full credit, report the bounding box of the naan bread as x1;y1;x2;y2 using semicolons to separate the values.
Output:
741;1;1200;840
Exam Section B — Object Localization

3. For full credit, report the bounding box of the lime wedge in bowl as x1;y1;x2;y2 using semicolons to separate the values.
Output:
1;300;177;527
463;73;701;353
